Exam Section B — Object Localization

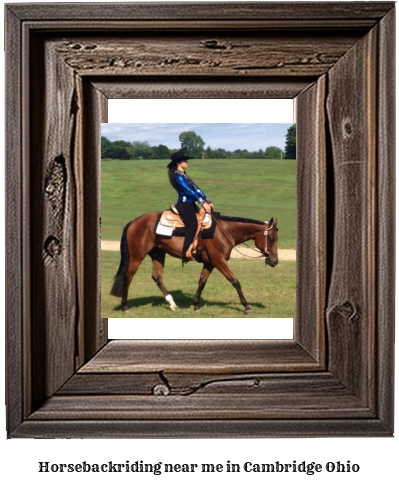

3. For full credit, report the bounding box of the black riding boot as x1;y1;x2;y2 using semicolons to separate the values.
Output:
176;201;198;266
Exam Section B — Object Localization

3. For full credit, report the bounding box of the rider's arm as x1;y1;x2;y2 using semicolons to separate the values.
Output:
187;177;213;205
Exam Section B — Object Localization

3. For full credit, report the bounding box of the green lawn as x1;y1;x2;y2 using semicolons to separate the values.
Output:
102;250;296;319
101;158;296;249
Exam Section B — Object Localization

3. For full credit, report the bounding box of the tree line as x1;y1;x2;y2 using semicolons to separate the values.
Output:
101;124;296;160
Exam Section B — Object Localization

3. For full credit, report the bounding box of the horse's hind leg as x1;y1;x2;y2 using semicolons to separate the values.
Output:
214;258;252;315
148;248;178;311
193;263;214;311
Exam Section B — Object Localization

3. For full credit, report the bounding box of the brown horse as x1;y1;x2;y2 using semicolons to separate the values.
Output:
110;212;278;314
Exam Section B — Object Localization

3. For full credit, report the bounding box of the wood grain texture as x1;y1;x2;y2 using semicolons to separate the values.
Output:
92;78;311;100
81;82;108;361
29;392;371;421
5;5;24;436
296;76;326;363
14;418;391;439
59;371;359;398
7;2;394;22
53;33;361;78
30;37;78;408
326;26;377;404
98;83;109;354
35;372;375;423
5;2;395;438
375;6;396;429
58;372;163;395
79;340;321;374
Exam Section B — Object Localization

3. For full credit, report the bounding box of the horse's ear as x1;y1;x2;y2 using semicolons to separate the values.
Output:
269;217;274;225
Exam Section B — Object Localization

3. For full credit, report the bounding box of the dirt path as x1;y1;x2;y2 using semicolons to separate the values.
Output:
101;241;296;261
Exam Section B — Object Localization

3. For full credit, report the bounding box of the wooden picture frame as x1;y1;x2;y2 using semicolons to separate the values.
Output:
5;2;395;437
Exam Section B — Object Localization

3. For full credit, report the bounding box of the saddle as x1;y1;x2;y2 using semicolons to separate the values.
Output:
158;205;212;233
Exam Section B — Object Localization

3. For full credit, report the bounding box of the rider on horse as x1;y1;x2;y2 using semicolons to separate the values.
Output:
167;151;214;264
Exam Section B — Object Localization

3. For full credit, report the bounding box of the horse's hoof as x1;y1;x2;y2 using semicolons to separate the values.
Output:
244;308;252;315
170;305;178;311
194;307;200;312
123;308;129;314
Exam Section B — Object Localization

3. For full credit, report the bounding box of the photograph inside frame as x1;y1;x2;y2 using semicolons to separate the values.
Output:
101;100;296;339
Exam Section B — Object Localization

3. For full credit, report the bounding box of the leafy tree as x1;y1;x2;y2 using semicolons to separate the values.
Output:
101;137;112;158
179;131;205;158
213;148;227;159
131;141;152;159
265;146;284;159
153;144;171;159
104;140;132;160
205;145;213;159
110;147;130;160
284;124;296;159
233;149;250;159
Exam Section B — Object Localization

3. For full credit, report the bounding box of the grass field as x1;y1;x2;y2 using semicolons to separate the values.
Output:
101;158;296;248
101;157;296;318
102;251;296;318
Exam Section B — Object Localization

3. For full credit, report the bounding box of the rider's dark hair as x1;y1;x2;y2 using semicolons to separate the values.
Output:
168;165;187;190
168;166;177;189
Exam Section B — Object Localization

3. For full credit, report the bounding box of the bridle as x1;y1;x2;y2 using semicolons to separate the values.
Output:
263;221;276;257
211;215;275;259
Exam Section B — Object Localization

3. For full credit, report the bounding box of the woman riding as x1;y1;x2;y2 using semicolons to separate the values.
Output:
167;150;214;264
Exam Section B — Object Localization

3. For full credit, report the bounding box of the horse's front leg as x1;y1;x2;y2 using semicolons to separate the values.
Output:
214;259;252;314
193;263;214;311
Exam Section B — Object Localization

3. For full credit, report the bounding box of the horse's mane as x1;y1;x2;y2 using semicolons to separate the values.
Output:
219;215;265;226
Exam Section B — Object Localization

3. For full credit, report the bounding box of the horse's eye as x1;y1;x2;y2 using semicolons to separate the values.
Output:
270;238;275;244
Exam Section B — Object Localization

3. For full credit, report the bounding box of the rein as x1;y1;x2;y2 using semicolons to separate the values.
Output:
210;214;272;259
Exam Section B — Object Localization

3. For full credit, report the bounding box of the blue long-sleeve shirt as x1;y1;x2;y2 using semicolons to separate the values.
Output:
173;170;210;205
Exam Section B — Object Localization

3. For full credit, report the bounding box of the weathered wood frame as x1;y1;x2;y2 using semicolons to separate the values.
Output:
5;2;395;437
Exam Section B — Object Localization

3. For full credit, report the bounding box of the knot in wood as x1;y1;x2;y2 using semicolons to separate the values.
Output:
43;236;62;265
83;44;97;51
201;40;227;50
343;119;354;138
152;383;170;396
328;301;359;324
45;156;66;224
339;301;358;321
45;181;56;197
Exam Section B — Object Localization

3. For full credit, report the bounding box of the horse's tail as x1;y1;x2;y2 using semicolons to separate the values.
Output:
110;222;131;297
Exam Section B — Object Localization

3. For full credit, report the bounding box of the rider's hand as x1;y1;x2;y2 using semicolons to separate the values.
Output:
203;202;212;214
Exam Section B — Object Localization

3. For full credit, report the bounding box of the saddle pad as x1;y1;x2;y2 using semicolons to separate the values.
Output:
155;223;173;236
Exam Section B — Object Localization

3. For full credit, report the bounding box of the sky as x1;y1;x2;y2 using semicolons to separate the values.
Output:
101;123;293;152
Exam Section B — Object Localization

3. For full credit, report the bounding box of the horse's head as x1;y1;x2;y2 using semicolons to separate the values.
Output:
263;218;278;267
